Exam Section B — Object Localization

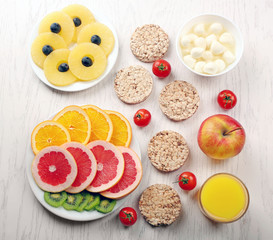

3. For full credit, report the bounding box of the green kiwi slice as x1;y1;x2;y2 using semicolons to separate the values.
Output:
84;193;100;211
76;191;91;212
95;198;116;214
44;191;67;208
63;193;83;210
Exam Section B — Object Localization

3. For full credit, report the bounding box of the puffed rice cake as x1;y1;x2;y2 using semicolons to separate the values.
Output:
159;80;200;121
139;184;182;226
114;65;153;104
148;130;189;172
130;24;169;63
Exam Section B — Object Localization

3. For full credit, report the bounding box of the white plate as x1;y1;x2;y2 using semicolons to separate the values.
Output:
29;8;119;92
26;112;141;221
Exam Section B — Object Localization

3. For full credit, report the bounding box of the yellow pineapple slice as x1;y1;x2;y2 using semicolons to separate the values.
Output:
38;11;75;45
68;42;107;81
77;22;115;56
31;32;67;69
44;49;77;86
62;4;95;42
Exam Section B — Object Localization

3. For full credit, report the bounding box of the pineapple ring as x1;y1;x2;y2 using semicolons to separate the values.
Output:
77;22;115;56
39;11;75;45
31;32;67;69
62;4;96;42
68;43;107;81
44;49;77;86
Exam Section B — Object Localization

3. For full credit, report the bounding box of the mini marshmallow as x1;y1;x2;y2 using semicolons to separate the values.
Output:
223;50;235;64
194;61;206;73
194;23;205;36
191;47;204;59
219;32;234;45
210;40;225;55
205;34;217;48
203;62;218;75
180;34;198;47
194;37;206;49
209;23;223;35
184;55;196;68
202;51;213;61
214;59;226;73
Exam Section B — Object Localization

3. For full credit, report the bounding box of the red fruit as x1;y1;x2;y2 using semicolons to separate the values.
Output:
178;172;197;191
217;90;237;109
119;207;137;226
101;146;142;199
133;109;151;127
31;146;77;192
152;59;171;78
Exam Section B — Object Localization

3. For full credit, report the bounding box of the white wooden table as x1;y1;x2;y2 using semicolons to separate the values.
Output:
1;0;272;239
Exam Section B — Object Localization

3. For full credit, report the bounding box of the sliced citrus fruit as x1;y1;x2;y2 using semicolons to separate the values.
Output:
104;110;132;147
62;142;97;193
53;105;91;145
31;120;71;155
101;146;142;199
86;140;124;192
81;105;113;142
31;146;77;192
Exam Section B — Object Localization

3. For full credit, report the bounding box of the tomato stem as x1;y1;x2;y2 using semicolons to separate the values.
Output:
223;93;233;107
174;177;189;184
157;63;166;71
121;211;134;222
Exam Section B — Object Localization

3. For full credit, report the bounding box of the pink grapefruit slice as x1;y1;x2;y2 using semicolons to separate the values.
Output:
101;147;142;199
31;146;77;192
86;140;124;192
61;142;97;193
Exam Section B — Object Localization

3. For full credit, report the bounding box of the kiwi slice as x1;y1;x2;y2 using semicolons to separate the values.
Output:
95;198;116;214
76;191;91;212
44;191;67;207
63;193;83;210
84;193;100;211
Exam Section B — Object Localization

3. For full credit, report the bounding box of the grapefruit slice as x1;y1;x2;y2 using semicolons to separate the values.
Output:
61;142;97;193
86;140;124;192
101;147;142;199
31;146;77;192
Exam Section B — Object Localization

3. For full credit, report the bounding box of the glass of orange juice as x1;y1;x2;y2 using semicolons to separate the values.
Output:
198;173;249;223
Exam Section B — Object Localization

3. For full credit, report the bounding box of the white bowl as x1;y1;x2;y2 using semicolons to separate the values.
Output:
176;14;244;77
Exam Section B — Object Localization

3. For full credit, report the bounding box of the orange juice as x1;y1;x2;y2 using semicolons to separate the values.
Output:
199;173;249;223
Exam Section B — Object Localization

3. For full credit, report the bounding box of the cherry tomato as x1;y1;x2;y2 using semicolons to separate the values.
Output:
119;207;137;226
134;109;151;127
177;172;197;191
152;59;171;78
217;90;237;109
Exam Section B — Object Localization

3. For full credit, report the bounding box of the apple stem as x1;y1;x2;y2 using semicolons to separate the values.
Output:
223;127;243;136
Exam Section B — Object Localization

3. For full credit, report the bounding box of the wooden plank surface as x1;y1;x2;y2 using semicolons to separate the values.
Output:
0;0;272;239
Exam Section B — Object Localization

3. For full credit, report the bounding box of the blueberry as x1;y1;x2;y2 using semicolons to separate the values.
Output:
42;45;53;56
91;35;101;45
82;57;93;67
73;17;81;27
50;23;61;33
58;63;69;72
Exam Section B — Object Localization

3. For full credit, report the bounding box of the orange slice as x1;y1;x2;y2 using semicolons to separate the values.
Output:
104;110;132;147
53;105;91;144
82;105;113;142
31;120;71;155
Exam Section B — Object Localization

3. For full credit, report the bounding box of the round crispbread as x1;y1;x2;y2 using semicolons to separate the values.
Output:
114;65;153;104
159;80;200;121
130;24;169;63
139;184;182;226
148;130;189;172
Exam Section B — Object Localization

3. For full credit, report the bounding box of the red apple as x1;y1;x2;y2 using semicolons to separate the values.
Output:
197;114;246;160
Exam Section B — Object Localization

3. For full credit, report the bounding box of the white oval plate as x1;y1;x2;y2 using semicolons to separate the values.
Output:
26;112;141;221
29;8;119;92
